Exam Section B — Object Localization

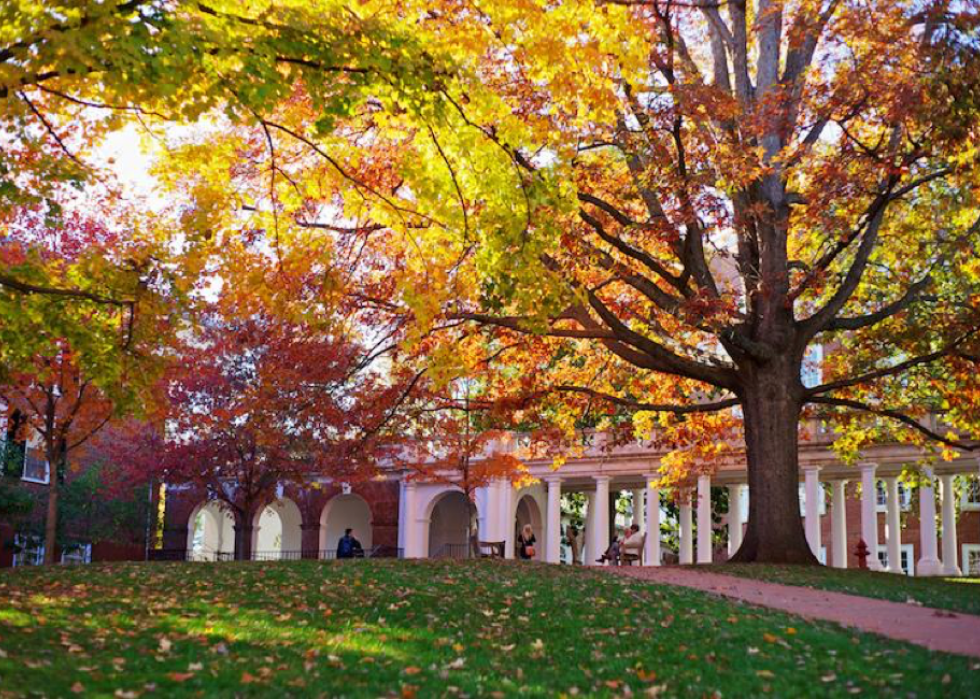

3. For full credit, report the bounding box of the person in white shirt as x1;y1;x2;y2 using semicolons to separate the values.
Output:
620;523;645;562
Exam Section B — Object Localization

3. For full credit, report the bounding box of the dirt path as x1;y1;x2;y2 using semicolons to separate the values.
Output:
610;566;980;659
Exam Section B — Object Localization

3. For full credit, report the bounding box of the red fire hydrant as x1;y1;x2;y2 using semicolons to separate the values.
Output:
855;538;869;570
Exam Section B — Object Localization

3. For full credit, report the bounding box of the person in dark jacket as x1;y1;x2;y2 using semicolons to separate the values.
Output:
517;524;537;560
337;528;364;559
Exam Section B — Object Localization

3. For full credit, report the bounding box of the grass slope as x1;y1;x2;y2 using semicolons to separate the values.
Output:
0;560;977;698
715;564;980;616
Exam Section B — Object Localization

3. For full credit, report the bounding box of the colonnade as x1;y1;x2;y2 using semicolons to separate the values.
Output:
399;460;979;575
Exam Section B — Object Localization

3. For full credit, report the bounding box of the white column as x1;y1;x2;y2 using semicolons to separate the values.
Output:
917;468;943;576
545;477;562;564
502;484;516;559
727;484;744;558
859;463;883;571
679;499;694;565
645;477;661;566
632;488;645;529
884;476;902;574
804;466;822;559
402;482;419;558
584;491;596;563
940;474;961;576
590;476;611;565
696;475;712;564
831;480;848;569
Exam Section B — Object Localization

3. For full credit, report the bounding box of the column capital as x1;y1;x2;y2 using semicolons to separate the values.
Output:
542;474;562;485
593;475;612;484
802;463;822;473
858;461;878;474
646;475;662;488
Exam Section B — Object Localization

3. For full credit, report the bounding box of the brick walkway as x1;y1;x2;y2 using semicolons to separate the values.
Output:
610;566;980;659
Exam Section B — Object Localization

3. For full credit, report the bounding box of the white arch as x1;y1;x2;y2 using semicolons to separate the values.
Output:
252;497;303;559
187;500;235;561
515;493;544;554
320;493;373;553
509;485;548;559
425;489;477;558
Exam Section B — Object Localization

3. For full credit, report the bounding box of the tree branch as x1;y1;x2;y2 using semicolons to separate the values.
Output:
555;385;738;414
808;395;977;452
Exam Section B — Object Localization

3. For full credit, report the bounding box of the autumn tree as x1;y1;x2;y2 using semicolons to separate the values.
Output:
180;1;980;563
399;372;529;556
1;347;125;563
117;300;415;559
410;0;980;563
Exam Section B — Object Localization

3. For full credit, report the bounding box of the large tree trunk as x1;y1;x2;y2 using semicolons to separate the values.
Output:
730;363;817;564
234;505;256;561
43;480;58;565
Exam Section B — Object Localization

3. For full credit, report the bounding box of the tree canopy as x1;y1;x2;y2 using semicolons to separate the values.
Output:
4;0;980;563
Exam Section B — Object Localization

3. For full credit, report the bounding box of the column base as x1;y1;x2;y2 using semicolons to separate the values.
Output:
942;564;962;577
916;557;944;577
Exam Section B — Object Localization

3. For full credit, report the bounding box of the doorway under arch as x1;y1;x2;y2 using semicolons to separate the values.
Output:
515;493;544;558
252;498;303;559
320;493;373;555
187;501;235;561
427;491;474;558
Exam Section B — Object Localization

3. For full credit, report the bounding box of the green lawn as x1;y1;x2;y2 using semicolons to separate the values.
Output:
1;561;977;698
714;563;980;616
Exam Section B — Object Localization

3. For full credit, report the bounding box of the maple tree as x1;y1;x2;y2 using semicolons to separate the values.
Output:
0;200;173;563
115;290;415;559
1;348;122;563
399;374;530;555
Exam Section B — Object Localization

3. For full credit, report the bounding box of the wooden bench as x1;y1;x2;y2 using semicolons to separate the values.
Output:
478;540;505;559
620;533;646;566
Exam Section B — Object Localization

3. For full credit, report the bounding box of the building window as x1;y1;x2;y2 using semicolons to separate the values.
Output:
961;477;980;511
21;447;49;484
875;480;911;513
817;546;827;565
798;483;827;516
962;545;980;576
801;344;823;389
61;543;92;565
12;534;45;567
877;543;915;576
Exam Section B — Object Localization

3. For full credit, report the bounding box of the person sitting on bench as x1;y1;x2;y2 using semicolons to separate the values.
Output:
596;527;624;565
620;523;645;563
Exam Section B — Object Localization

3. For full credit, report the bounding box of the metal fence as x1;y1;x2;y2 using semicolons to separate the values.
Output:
147;545;403;562
432;543;472;559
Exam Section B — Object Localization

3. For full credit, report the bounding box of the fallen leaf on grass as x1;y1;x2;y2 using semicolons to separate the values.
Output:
167;672;195;683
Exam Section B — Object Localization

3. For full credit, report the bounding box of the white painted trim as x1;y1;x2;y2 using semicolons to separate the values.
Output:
877;543;916;576
962;544;980;576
